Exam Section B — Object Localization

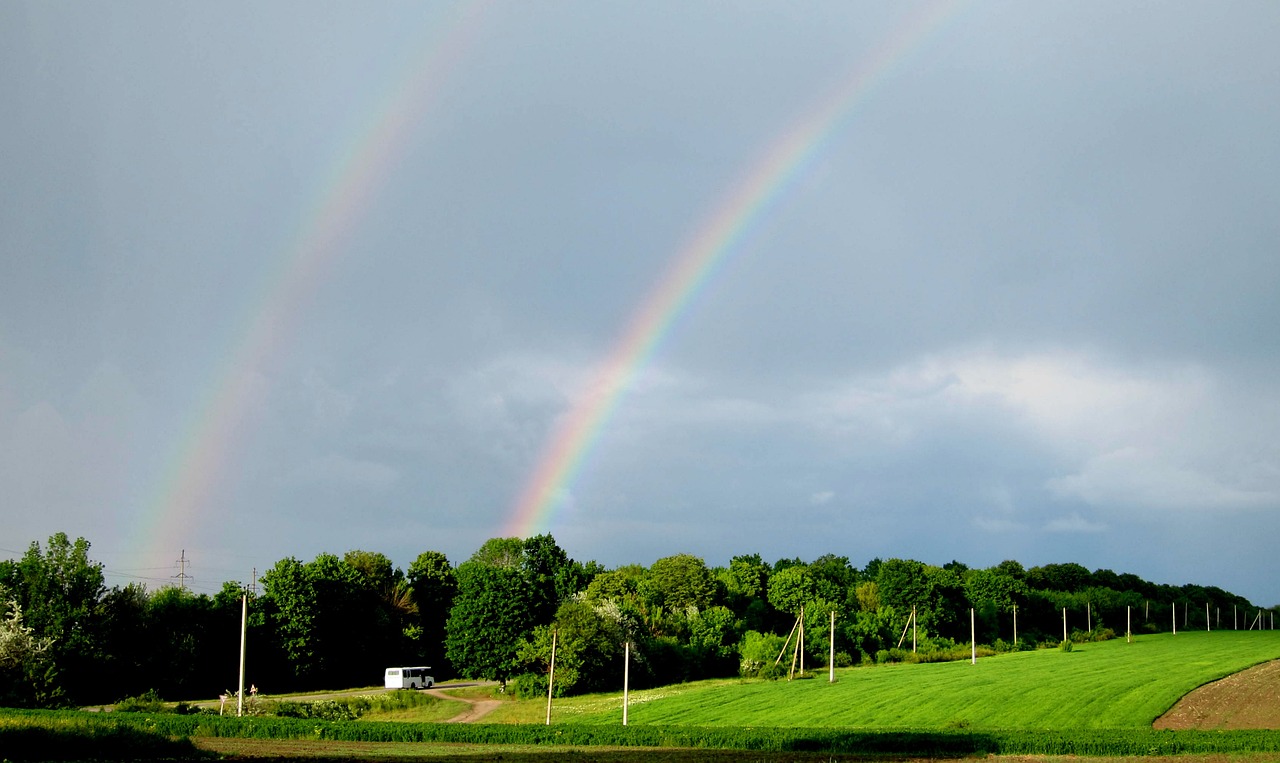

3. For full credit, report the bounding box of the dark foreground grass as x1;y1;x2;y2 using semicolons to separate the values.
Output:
0;714;206;761
196;737;1280;763
5;709;1280;759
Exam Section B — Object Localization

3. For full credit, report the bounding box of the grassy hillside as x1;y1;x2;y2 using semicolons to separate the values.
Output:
517;631;1280;729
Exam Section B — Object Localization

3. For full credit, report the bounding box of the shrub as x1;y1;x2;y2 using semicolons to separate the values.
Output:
112;690;165;713
1059;639;1074;652
509;671;548;699
737;630;787;678
273;699;355;721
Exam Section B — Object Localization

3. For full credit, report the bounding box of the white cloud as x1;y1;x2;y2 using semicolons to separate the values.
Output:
1044;511;1108;534
810;490;835;506
1046;447;1278;512
803;347;1280;516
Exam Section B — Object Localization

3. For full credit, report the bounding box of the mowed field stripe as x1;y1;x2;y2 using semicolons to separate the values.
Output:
592;632;1280;729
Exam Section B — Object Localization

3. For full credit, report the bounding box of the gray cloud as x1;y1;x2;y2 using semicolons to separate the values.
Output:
2;1;1278;603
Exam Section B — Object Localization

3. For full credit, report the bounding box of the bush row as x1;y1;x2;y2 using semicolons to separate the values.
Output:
5;709;1280;756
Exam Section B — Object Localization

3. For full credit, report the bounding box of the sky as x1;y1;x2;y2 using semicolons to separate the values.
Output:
3;1;1279;605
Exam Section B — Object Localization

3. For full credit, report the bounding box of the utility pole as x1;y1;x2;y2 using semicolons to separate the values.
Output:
545;630;557;725
237;589;248;717
174;550;192;590
970;608;976;665
829;610;835;683
622;641;630;726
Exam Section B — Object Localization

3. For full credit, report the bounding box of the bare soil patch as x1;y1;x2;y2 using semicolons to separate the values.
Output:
1155;659;1280;729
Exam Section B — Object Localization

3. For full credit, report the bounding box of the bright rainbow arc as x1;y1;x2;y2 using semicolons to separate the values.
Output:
505;0;961;539
129;3;489;567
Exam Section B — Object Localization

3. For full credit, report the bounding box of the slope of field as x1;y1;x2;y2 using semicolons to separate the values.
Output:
1156;658;1280;729
535;631;1280;730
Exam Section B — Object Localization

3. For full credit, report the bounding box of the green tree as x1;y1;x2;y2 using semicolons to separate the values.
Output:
0;533;106;705
723;554;769;601
261;553;396;690
407;551;456;675
965;567;1030;644
144;586;220;698
521;534;577;624
1027;562;1093;593
445;560;533;688
96;583;150;698
646;554;718;612
808;554;858;606
767;565;817;616
0;593;55;707
517;598;625;696
469;537;525;569
876;558;966;641
344;550;400;592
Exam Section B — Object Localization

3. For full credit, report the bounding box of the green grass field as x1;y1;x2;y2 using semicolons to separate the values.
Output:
9;631;1279;761
507;630;1280;729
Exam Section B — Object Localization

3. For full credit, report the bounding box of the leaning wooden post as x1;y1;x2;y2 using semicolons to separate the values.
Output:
545;629;557;725
777;615;802;666
912;607;917;653
789;621;802;681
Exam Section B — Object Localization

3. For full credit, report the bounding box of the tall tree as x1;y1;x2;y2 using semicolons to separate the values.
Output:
521;534;575;624
517;598;625;696
0;533;106;705
261;553;396;690
646;554;718;612
445;560;532;688
407;551;456;675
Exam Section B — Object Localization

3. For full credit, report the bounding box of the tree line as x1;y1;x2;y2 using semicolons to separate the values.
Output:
1;531;1273;707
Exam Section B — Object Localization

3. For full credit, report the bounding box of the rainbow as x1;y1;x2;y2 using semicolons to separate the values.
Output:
128;3;488;567
504;0;961;538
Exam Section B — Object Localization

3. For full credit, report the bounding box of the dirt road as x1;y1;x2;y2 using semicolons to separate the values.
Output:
426;687;502;723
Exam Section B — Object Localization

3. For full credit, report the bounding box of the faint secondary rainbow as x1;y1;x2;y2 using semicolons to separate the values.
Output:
129;3;489;567
505;0;962;539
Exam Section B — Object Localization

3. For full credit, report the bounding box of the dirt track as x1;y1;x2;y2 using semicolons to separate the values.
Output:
1155;659;1280;729
426;687;502;723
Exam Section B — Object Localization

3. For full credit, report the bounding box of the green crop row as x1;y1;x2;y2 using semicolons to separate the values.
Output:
4;708;1280;757
0;712;202;761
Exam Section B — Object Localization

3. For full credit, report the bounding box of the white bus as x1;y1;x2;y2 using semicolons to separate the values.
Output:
384;666;434;689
